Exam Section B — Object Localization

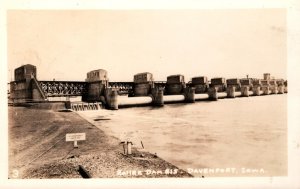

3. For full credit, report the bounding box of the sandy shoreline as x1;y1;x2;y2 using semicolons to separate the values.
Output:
8;105;192;178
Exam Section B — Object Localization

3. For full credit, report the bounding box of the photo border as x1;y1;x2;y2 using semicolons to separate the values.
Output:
1;0;299;188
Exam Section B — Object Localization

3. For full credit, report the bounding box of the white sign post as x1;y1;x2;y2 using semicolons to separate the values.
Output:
66;133;86;148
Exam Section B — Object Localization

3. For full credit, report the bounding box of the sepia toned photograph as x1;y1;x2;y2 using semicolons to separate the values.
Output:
6;9;289;180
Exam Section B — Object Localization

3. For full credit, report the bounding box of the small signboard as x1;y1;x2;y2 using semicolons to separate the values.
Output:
66;133;86;141
66;133;86;148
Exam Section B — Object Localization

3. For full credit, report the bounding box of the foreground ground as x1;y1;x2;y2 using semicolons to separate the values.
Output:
8;105;192;178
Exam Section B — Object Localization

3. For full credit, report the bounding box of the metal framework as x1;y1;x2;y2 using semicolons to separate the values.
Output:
154;81;192;88
38;80;178;97
154;81;166;89
108;82;134;93
39;81;87;97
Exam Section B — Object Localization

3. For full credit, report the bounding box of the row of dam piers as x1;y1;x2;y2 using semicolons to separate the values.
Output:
8;64;287;110
80;69;287;110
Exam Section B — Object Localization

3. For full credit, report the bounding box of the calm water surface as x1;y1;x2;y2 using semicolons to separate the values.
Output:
79;95;287;176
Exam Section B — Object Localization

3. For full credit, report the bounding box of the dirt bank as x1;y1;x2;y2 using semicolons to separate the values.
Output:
8;106;192;178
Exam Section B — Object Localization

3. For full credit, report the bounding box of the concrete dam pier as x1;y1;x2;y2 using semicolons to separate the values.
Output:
8;64;288;110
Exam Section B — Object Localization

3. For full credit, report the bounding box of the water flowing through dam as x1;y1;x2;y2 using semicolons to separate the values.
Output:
79;94;287;177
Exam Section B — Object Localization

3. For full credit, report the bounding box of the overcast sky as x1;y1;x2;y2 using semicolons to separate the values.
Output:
7;9;286;82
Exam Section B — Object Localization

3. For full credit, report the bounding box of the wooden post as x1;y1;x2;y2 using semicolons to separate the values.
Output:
74;141;78;148
127;141;132;155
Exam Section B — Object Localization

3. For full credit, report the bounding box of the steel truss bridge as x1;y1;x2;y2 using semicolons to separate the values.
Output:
108;82;134;94
38;81;136;97
39;81;88;97
38;80;191;97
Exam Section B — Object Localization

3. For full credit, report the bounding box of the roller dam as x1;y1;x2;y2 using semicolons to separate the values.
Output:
8;64;288;110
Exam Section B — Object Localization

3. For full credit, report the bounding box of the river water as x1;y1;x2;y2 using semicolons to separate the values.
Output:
78;94;287;177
